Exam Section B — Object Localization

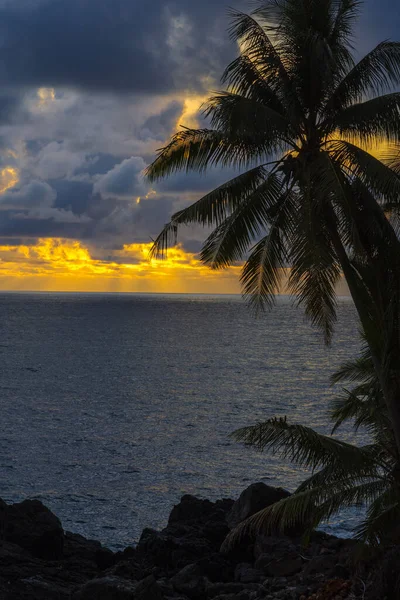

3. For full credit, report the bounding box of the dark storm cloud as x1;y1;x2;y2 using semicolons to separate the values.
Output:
51;179;94;214
140;102;182;143
0;92;24;125
0;0;235;93
0;211;86;237
93;157;146;199
75;154;121;178
0;0;398;261
0;181;55;210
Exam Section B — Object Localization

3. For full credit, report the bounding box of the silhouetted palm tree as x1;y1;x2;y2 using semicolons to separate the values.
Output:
146;1;400;453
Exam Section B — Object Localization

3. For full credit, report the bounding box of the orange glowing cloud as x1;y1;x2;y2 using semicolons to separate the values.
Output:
0;238;242;294
0;167;19;193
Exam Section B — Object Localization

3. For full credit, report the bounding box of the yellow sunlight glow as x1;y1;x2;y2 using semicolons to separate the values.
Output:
0;238;242;294
37;88;56;107
0;167;19;193
176;96;207;129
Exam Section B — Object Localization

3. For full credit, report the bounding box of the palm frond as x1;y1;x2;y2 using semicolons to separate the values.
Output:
331;350;374;384
203;92;291;151
239;187;296;311
145;127;267;183
199;172;285;269
288;190;340;343
354;487;400;545
328;139;400;204
149;165;271;259
330;386;386;434
221;55;285;111
335;93;400;145
330;0;361;46
326;41;400;113
222;478;387;551
231;417;376;472
254;0;356;108
240;227;287;312
296;460;382;492
227;9;302;118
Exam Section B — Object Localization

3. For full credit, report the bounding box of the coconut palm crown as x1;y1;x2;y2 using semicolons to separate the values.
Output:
146;0;400;343
222;337;400;549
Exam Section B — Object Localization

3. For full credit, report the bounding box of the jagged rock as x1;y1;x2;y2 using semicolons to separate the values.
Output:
170;563;206;598
302;554;339;579
196;552;234;582
96;547;116;570
168;495;215;525
265;557;303;577
253;535;296;561
0;493;388;600
227;484;290;529
206;581;251;598
169;495;233;526
3;499;64;559
234;563;264;583
105;559;145;581
137;527;213;571
72;576;137;599
134;575;163;599
363;547;400;600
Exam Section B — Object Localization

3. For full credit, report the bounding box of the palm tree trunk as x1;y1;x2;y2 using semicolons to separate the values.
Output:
329;228;400;460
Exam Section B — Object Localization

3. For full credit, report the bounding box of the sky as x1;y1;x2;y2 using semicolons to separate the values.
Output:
0;0;397;293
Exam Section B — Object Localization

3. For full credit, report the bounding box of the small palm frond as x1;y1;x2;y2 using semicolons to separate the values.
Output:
354;487;400;546
231;417;376;472
328;140;400;203
240;226;287;312
145;127;267;182
149;166;270;259
289;248;340;344
330;386;385;434
330;348;374;384
221;55;285;111
203;92;291;151
326;41;400;112
387;146;400;176
329;0;361;47
313;479;389;526
227;9;301;118
239;187;296;311
288;193;340;343
222;477;387;552
335;93;400;146
199;172;285;269
296;460;383;493
254;0;356;105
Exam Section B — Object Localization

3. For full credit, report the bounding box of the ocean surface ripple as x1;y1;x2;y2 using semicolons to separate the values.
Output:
0;293;361;549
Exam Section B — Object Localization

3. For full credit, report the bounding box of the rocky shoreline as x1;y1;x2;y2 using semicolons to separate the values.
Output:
0;483;397;599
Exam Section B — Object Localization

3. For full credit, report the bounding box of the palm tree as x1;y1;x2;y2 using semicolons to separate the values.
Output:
145;0;400;454
222;336;400;549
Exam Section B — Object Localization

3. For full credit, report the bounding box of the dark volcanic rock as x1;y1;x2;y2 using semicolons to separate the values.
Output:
234;562;264;583
134;575;164;600
170;563;206;598
265;557;303;577
169;495;234;526
226;483;290;529
72;576;137;599
2;499;64;559
137;527;213;572
0;490;388;600
196;553;234;583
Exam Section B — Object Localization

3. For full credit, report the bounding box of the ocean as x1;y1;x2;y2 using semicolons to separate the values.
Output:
0;292;362;550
